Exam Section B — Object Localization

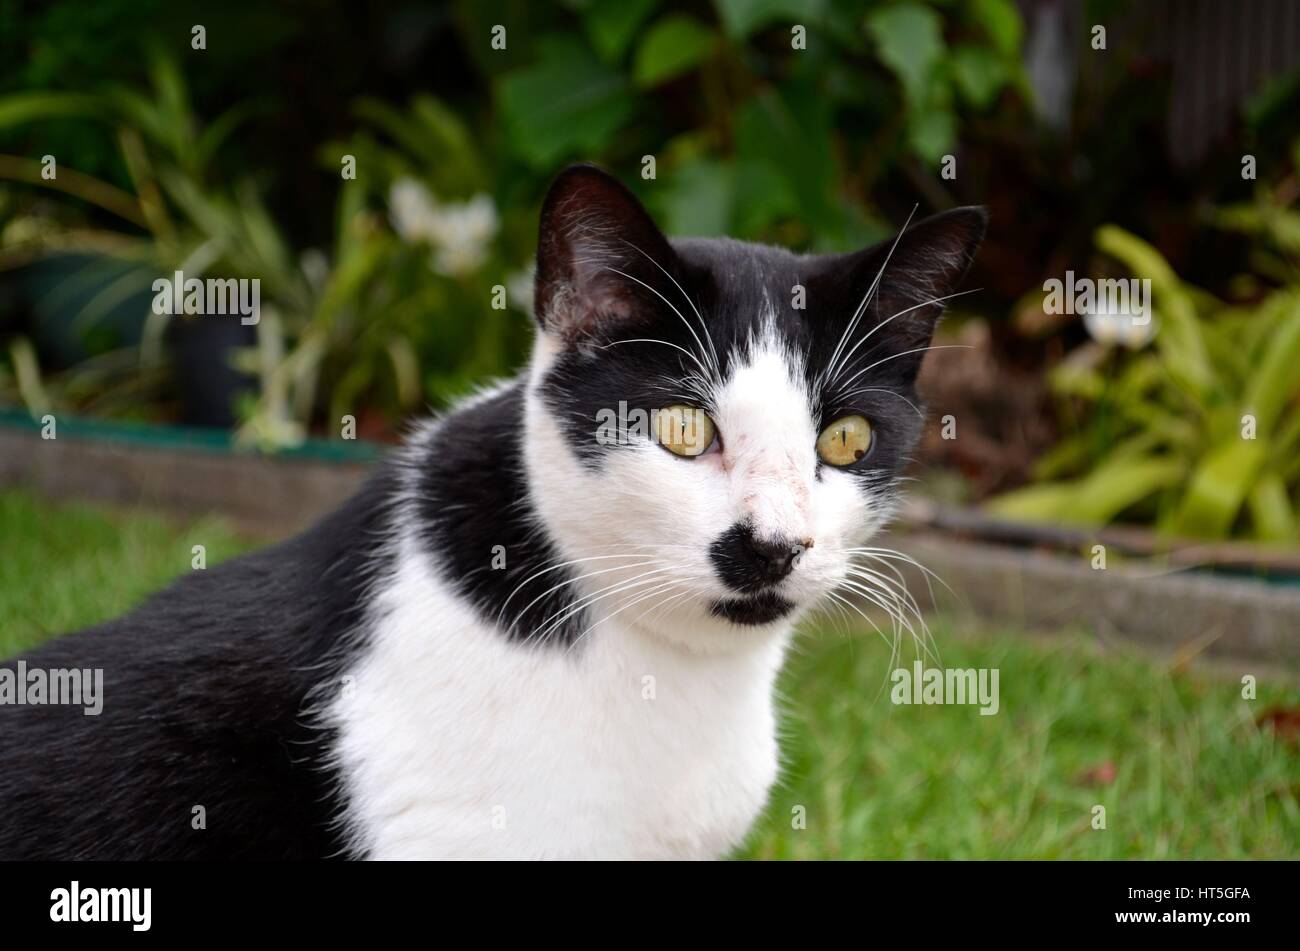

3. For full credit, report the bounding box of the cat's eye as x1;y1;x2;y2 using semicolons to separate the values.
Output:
816;415;873;466
656;405;716;457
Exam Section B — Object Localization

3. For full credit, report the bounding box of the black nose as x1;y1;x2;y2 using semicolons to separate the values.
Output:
709;523;810;593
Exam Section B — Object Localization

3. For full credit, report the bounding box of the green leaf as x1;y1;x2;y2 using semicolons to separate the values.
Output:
633;15;718;87
1070;456;1185;525
1246;471;1297;542
496;36;635;169
906;108;956;163
969;0;1023;57
984;483;1080;523
1169;439;1266;539
656;157;735;236
0;91;99;128
989;456;1184;526
1095;225;1214;398
865;3;945;103
950;44;1007;109
732;157;800;235
1242;293;1300;434
584;0;660;62
735;83;837;226
713;0;825;41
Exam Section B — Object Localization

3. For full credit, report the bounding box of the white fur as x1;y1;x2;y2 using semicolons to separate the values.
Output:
330;324;890;859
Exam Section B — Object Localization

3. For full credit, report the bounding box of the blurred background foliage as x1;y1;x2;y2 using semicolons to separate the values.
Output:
0;0;1298;541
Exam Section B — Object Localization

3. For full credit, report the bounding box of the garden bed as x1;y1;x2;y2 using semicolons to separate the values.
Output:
0;411;373;536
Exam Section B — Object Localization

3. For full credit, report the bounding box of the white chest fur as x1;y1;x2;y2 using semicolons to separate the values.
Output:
330;544;790;860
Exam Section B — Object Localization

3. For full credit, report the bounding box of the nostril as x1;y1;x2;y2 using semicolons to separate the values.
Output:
745;534;801;579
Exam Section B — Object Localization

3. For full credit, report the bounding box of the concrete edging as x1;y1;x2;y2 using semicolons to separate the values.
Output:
892;532;1300;668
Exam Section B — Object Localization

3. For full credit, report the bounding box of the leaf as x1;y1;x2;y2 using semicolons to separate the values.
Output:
584;0;660;62
713;0;825;41
0;91;99;127
1062;456;1184;525
735;83;837;226
633;15;718;87
732;156;800;235
1095;225;1214;398
496;36;635;169
969;0;1023;57
984;482;1080;523
1258;706;1300;745
865;3;946;104
1169;439;1266;539
656;156;735;236
906;108;956;164
1072;761;1117;787
7;337;51;416
1246;471;1297;542
1242;293;1300;434
990;456;1184;526
950;44;1007;109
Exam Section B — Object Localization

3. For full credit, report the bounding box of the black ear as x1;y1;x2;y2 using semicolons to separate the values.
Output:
533;164;681;344
819;206;986;385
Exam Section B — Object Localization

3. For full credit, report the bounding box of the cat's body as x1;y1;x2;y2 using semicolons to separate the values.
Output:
0;166;983;859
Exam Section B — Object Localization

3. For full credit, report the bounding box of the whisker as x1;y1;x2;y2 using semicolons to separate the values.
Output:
823;204;919;388
620;240;721;376
828;287;982;393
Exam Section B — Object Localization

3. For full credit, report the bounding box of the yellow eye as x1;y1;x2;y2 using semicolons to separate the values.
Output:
656;405;716;457
817;415;873;466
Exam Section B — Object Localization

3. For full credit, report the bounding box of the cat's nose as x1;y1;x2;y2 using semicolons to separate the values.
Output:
746;534;804;580
710;523;812;592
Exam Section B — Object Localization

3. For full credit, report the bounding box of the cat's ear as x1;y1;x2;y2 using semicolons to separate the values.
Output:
823;206;986;383
533;163;680;344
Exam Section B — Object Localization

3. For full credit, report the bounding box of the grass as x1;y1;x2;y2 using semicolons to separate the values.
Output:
3;488;1298;859
0;490;253;658
741;627;1300;859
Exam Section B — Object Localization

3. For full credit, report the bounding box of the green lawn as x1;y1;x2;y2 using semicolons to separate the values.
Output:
3;488;1297;859
0;490;253;658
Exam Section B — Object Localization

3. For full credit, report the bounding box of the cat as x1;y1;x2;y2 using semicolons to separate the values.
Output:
0;164;984;860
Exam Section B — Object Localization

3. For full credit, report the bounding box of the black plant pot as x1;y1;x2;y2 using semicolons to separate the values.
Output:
165;316;257;429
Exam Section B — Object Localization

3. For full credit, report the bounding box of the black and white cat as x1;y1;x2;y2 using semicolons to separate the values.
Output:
0;165;984;859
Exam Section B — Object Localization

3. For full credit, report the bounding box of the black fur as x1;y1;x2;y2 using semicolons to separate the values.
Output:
414;381;590;645
710;522;802;593
0;470;395;859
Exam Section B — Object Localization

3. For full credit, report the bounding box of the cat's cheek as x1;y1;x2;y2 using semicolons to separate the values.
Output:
809;467;874;547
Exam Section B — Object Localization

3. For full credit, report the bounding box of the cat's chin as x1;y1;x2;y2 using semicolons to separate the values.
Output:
707;591;797;626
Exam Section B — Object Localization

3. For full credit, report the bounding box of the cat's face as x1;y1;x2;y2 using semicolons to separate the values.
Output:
524;165;984;652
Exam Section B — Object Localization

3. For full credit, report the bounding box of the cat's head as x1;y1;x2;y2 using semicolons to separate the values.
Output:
524;164;984;652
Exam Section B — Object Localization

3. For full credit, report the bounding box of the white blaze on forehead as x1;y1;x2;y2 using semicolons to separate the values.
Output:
713;339;816;541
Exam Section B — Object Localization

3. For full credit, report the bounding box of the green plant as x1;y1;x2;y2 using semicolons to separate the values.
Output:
1;2;1029;446
989;198;1300;542
478;0;1024;249
0;57;533;447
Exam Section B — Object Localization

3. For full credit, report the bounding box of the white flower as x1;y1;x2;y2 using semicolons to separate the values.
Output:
388;179;499;278
426;194;498;277
1081;300;1157;349
388;178;440;243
